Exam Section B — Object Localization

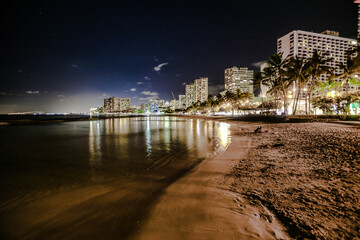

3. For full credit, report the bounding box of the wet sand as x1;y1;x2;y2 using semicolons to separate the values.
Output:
160;116;359;239
136;124;289;240
0;167;205;239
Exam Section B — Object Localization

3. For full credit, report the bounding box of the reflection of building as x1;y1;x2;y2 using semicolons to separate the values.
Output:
277;30;359;94
185;77;208;107
104;97;130;112
224;67;254;94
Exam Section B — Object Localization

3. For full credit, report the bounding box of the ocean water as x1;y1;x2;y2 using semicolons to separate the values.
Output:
0;116;231;239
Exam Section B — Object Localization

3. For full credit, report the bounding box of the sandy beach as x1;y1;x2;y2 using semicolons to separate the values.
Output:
229;121;360;239
135;116;359;239
135;122;289;240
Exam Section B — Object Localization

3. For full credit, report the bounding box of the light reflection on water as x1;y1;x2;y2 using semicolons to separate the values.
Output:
0;116;231;207
88;117;230;171
0;116;231;239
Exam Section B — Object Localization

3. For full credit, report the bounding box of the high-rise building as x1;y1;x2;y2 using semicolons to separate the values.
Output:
260;62;268;72
277;30;358;94
356;0;360;38
104;97;130;112
224;67;254;94
185;78;209;108
185;83;195;108
178;95;186;109
169;100;179;110
149;99;164;112
194;77;208;103
259;62;270;97
104;98;111;112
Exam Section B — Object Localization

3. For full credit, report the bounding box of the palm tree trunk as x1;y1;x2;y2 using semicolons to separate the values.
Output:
305;94;308;115
293;82;301;115
308;76;315;115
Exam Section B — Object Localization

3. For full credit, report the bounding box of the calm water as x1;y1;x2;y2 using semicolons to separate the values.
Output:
0;116;230;239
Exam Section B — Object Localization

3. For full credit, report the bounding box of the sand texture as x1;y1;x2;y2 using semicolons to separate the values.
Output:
230;122;360;239
136;125;289;240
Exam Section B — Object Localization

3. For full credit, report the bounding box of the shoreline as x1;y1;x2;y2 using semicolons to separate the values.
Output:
136;115;360;239
135;119;290;240
0;113;359;126
1;116;358;239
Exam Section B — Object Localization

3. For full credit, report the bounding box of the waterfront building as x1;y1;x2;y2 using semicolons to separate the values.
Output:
148;98;164;112
185;77;208;108
185;83;195;108
224;67;254;94
259;62;270;98
104;97;130;113
277;30;359;95
178;95;186;109
140;102;150;112
194;77;208;103
169;100;179;110
139;98;166;112
357;0;360;38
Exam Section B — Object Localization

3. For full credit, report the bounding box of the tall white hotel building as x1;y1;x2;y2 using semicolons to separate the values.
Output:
224;67;254;94
185;77;208;108
277;30;359;95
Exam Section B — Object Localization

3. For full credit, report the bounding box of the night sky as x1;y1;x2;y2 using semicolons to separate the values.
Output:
0;0;358;113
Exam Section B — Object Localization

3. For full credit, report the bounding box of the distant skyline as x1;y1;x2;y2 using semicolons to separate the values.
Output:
0;0;358;112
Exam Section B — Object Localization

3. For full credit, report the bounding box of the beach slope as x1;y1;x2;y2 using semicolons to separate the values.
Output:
135;124;289;240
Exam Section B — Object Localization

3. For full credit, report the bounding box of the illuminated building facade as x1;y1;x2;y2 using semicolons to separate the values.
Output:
194;77;208;103
104;97;130;112
185;83;195;108
185;77;208;108
277;30;359;95
259;62;270;97
224;67;254;94
178;95;186;109
356;0;360;38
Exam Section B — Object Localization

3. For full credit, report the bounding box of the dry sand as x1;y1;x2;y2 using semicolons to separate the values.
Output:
229;122;360;239
135;123;289;240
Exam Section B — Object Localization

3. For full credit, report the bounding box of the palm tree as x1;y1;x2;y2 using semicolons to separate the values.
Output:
253;72;267;104
205;95;217;113
266;53;289;114
337;56;359;95
286;56;309;115
262;67;281;111
242;91;254;102
224;90;236;115
345;44;360;73
306;50;333;114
